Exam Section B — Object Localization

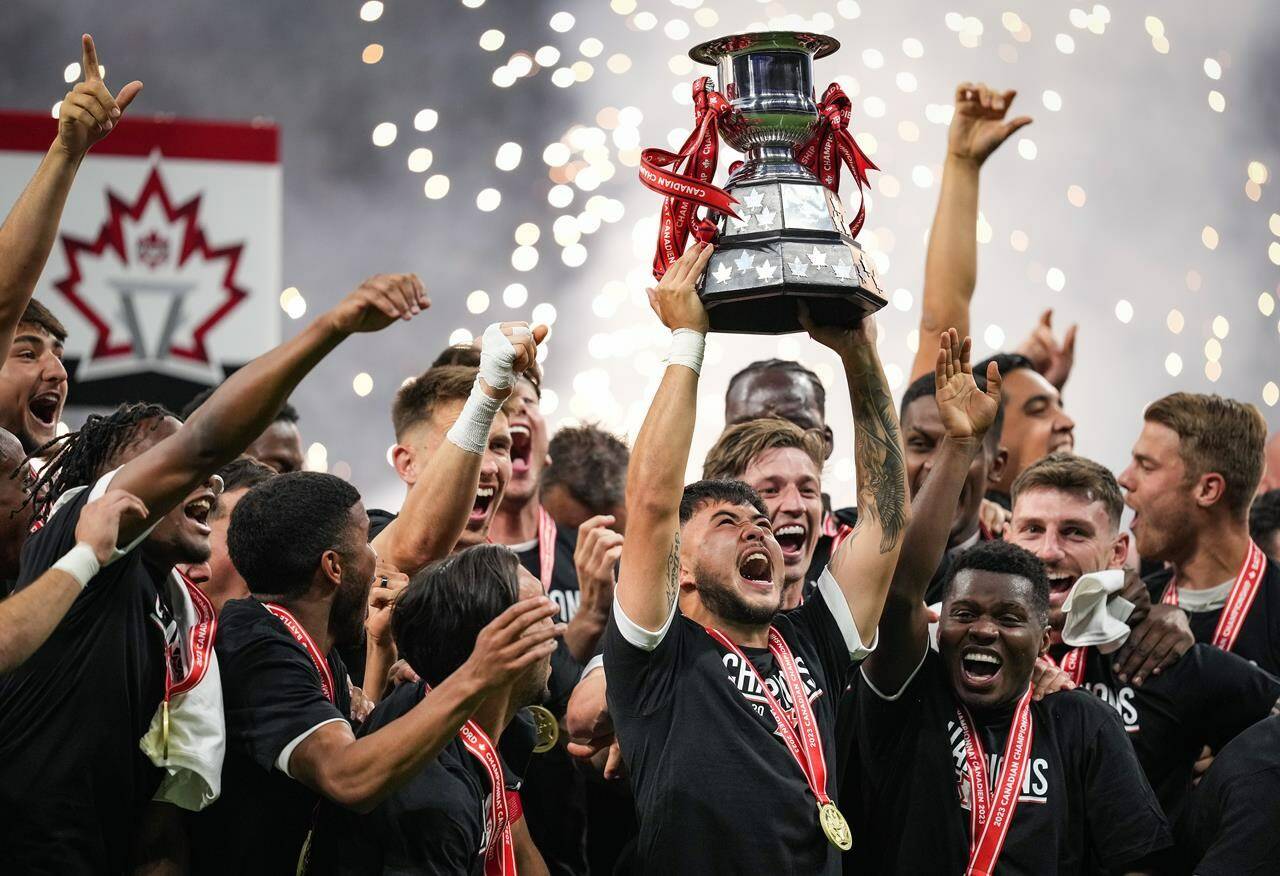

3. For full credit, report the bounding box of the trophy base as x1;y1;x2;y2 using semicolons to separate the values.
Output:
698;178;887;335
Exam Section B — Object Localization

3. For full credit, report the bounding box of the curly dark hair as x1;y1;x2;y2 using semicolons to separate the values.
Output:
227;471;362;600
942;539;1050;624
23;402;174;523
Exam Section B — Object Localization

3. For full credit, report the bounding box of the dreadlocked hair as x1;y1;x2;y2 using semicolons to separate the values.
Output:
23;402;175;523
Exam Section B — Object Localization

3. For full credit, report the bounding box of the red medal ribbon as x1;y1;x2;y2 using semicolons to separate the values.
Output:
955;686;1035;876
704;627;835;809
794;83;879;239
1159;541;1266;652
169;571;218;697
537;505;557;594
1058;647;1087;686
422;683;517;875
263;602;335;704
639;76;740;280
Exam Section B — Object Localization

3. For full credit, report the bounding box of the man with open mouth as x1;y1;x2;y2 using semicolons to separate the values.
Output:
0;270;427;873
1007;452;1280;828
1119;392;1280;676
846;331;1172;874
0;34;140;456
604;242;911;874
702;417;827;608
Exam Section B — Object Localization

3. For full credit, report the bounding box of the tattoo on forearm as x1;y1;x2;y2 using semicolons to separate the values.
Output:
850;359;908;554
665;530;681;607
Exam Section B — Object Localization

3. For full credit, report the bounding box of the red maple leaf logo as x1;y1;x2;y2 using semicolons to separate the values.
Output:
55;167;247;372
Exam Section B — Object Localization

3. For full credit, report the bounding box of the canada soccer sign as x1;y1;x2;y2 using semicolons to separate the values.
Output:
0;111;281;409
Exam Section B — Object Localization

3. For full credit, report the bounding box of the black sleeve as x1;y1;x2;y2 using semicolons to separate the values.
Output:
1074;694;1174;870
602;603;685;719
1184;767;1280;875
784;569;874;691
851;649;937;761
1190;646;1280;753
15;476;136;591
218;621;349;774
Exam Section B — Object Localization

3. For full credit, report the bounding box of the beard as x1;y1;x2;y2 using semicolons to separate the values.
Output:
693;563;779;627
330;572;370;647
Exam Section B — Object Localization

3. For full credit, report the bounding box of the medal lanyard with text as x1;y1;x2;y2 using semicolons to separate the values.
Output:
263;601;335;876
537;505;556;594
1058;646;1087;686
422;683;518;875
263;602;335;703
151;571;218;760
704;626;848;848
954;686;1035;876
1161;540;1266;652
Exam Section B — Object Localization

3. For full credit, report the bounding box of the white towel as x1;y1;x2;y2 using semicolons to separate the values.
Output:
1061;569;1135;655
139;571;226;811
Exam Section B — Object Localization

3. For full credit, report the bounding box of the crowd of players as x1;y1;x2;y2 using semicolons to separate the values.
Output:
2;34;1280;876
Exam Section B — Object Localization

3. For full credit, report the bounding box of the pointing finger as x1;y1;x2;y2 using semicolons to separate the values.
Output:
81;34;102;83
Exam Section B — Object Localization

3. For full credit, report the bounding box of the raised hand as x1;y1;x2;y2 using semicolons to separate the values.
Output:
460;594;563;692
476;321;550;399
58;35;144;159
798;301;877;359
365;559;409;648
1015;309;1077;390
948;83;1031;167
327;273;429;335
647;241;711;333
935;328;1001;441
574;515;623;617
74;489;149;566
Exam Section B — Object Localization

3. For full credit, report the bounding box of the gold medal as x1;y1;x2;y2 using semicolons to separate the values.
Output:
527;705;559;754
818;802;852;851
161;699;171;761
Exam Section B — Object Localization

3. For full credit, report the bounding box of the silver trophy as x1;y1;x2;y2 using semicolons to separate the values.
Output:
689;32;886;334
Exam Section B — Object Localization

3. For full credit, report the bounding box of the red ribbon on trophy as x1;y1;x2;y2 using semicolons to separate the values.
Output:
639;77;740;280
794;83;879;238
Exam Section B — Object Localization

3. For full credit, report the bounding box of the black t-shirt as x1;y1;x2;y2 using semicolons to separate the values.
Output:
807;504;858;584
514;523;588;876
1144;558;1280;675
314;680;519;876
846;649;1172;875
0;476;171;874
366;508;587;876
188;597;353;876
1052;642;1280;823
1178;714;1280;875
604;574;865;875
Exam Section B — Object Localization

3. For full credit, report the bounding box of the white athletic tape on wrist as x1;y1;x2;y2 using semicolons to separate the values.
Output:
479;323;531;391
52;542;101;589
665;328;706;376
446;382;505;454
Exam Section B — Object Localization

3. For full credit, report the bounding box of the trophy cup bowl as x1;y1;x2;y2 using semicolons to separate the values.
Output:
688;32;887;334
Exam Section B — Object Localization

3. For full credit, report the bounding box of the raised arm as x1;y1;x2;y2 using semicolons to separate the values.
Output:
0;35;142;362
0;488;146;673
801;308;910;643
110;274;427;546
864;330;1001;692
615;242;713;633
290;594;562;812
372;321;545;574
909;83;1031;382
